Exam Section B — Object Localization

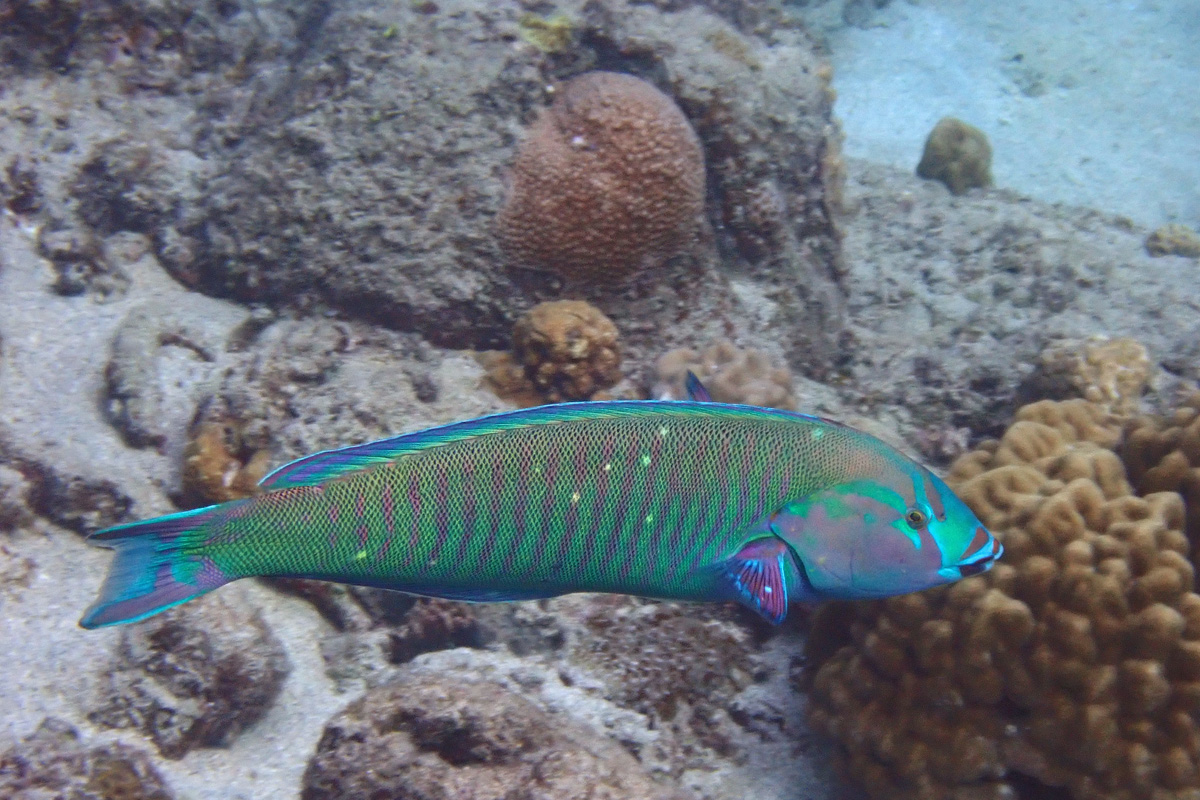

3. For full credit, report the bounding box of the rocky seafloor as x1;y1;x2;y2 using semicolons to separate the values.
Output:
1;1;1198;799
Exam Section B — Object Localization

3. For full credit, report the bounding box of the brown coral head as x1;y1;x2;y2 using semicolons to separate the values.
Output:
497;71;706;283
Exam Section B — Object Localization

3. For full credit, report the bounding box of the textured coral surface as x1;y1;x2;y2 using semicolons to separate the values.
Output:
301;675;692;800
484;300;622;404
1124;395;1200;564
497;71;706;283
807;399;1200;800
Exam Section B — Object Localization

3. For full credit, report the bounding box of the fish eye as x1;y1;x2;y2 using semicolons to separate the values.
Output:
904;508;928;529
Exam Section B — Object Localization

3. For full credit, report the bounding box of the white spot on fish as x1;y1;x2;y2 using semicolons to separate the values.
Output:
640;454;651;466
812;429;825;440
764;585;773;594
603;462;612;472
571;491;581;504
644;514;654;524
355;550;367;560
658;426;669;436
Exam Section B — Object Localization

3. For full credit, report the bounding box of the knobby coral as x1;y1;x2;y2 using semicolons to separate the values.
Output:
482;300;621;405
916;117;993;195
1031;336;1153;416
1123;393;1200;564
496;71;705;282
654;341;794;409
806;399;1200;800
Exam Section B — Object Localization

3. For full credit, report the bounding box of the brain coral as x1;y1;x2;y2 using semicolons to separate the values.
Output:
806;399;1200;800
496;71;706;282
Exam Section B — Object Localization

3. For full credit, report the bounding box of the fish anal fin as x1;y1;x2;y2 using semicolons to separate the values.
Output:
721;537;791;624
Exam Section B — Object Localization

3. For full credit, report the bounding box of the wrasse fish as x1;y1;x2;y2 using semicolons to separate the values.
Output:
80;375;1001;629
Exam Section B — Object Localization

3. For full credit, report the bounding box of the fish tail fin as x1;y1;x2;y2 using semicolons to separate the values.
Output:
80;504;236;629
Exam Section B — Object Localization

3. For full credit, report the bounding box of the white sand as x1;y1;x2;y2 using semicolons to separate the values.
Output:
826;0;1200;225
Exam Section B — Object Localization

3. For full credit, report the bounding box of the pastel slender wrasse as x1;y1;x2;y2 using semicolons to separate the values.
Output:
80;375;1001;629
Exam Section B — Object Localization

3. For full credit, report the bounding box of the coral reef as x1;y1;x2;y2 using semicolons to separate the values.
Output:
300;674;692;800
916;117;994;195
36;226;126;298
654;341;794;409
483;300;622;405
570;596;770;763
806;398;1200;800
104;302;231;449
387;598;485;664
1145;224;1200;258
180;421;270;505
497;71;705;283
0;717;175;800
517;13;575;54
89;593;291;759
1024;335;1153;416
1123;394;1200;562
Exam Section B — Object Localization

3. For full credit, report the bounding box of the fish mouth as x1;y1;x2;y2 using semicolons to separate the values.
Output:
954;526;1003;578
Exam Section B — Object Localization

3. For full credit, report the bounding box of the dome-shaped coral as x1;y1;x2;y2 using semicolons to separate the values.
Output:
496;71;705;283
482;300;621;405
806;398;1200;800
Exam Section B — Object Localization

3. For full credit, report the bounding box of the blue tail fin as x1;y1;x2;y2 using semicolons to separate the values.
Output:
80;505;234;629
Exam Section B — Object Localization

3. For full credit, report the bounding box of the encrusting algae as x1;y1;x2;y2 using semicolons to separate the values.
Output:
805;398;1200;800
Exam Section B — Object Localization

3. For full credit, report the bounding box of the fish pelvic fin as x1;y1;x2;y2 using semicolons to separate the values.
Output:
718;536;796;625
80;505;233;629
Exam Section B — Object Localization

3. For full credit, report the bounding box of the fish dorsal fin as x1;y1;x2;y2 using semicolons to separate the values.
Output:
259;398;840;490
685;371;714;402
259;402;680;489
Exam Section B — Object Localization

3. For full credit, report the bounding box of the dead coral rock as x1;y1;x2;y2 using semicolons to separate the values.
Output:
0;717;175;800
916;116;994;195
90;592;290;759
180;421;270;505
806;398;1200;800
497;71;705;283
387;598;486;664
487;300;622;404
571;596;765;760
1123;393;1200;562
655;341;794;409
1024;335;1153;416
300;675;691;800
1146;223;1200;258
104;301;237;449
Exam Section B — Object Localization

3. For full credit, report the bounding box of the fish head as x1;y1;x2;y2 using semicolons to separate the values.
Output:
769;467;1002;600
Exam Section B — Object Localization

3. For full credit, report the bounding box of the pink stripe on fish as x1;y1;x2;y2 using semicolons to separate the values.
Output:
357;523;369;549
355;492;366;518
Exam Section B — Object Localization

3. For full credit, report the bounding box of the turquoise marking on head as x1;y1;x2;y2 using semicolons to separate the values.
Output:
769;465;1002;599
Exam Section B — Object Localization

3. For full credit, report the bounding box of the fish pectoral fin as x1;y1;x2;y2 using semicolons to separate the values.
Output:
718;537;794;625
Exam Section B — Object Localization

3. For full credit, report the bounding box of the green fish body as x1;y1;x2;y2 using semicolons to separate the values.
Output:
80;392;1001;628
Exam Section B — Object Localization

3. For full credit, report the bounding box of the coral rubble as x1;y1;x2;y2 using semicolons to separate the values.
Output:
916;117;994;195
89;593;290;759
807;398;1200;800
497;71;705;283
0;718;175;800
1145;224;1200;258
300;674;692;800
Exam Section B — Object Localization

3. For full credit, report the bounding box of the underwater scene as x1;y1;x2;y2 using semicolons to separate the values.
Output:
0;1;1197;798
